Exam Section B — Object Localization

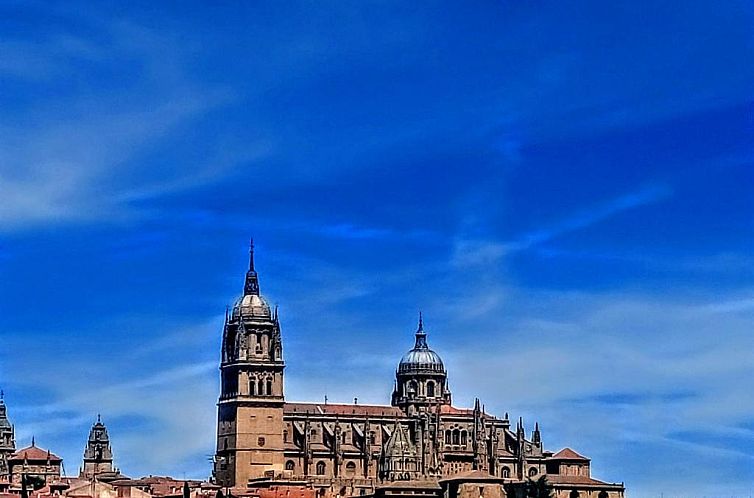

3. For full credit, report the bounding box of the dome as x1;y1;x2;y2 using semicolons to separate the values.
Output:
233;293;271;319
397;314;445;373
399;348;445;373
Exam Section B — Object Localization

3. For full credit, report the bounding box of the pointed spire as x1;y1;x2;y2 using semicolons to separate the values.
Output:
244;238;260;296
414;312;428;349
31;436;35;447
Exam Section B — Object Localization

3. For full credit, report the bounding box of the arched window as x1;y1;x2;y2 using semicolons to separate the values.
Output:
426;381;435;397
408;381;418;397
529;468;538;477
501;467;510;478
460;431;467;446
598;492;608;498
249;379;256;396
285;460;295;471
258;379;264;396
569;491;580;498
316;461;326;475
345;461;356;476
445;430;452;445
266;379;273;396
452;429;460;445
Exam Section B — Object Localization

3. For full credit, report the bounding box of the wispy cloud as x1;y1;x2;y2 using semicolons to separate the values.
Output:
453;183;673;267
0;18;250;233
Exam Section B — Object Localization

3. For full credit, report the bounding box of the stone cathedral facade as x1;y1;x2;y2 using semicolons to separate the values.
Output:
213;245;625;498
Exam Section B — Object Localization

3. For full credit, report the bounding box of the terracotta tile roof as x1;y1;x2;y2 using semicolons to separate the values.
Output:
10;445;62;462
284;402;402;417
550;448;589;461
439;405;475;415
547;475;622;488
439;405;497;420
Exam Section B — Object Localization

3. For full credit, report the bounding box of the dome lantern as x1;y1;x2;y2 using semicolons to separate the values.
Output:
233;239;272;320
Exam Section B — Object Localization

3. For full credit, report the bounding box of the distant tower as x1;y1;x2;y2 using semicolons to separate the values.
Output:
391;314;451;415
80;416;115;479
214;240;285;488
0;392;16;481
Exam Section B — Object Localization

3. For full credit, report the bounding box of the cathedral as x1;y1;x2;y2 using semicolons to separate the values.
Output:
212;244;626;498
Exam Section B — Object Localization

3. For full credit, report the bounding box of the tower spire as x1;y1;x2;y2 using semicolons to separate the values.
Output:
249;238;255;271
244;238;260;296
414;312;427;349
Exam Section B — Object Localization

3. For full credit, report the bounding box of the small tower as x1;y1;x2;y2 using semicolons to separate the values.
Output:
80;416;115;479
0;392;16;481
392;314;451;415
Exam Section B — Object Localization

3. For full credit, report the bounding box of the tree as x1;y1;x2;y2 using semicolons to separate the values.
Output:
526;475;554;498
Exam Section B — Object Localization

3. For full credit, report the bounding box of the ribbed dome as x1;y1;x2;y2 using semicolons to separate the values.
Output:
232;293;271;319
397;314;445;373
399;348;445;373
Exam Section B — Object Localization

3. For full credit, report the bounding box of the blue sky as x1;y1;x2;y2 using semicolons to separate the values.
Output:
1;1;753;496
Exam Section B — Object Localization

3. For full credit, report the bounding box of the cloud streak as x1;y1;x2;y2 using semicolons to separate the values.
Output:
453;183;673;267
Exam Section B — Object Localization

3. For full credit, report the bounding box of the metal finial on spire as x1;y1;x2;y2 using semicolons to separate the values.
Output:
413;312;428;349
31;436;35;447
249;238;255;271
97;414;101;423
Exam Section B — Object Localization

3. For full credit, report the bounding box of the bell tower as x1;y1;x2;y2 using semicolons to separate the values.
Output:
214;241;285;489
80;415;115;478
